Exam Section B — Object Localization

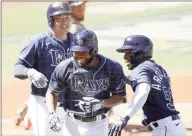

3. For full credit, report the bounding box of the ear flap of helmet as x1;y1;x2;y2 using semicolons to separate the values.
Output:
90;47;98;57
48;17;54;28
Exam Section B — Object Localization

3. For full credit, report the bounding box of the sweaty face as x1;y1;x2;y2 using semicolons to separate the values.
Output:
72;2;86;21
53;13;72;34
73;51;92;67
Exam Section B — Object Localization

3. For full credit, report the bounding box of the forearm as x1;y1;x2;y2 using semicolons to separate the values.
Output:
123;93;148;118
103;94;124;108
14;64;29;79
46;89;59;112
122;83;150;118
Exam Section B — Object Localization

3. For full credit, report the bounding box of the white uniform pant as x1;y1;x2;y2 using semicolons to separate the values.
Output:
27;94;64;136
150;115;186;136
61;112;109;136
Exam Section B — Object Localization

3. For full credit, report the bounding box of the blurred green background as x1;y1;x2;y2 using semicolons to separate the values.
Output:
2;2;192;81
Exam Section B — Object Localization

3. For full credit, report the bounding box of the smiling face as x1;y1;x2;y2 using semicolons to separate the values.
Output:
73;51;92;67
52;13;72;35
123;50;133;70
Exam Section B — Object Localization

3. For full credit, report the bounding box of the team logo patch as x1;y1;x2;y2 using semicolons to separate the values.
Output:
76;36;83;46
61;3;70;10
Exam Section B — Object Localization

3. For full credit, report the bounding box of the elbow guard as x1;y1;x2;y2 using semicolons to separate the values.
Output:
13;64;29;80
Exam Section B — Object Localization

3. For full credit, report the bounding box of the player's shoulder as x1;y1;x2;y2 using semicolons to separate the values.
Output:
57;57;73;69
70;22;86;34
52;58;73;78
29;30;50;43
99;54;123;70
25;30;51;47
131;60;156;76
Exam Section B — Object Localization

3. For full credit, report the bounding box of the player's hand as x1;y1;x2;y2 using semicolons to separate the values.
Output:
48;112;61;132
108;116;130;136
76;97;104;112
27;68;48;88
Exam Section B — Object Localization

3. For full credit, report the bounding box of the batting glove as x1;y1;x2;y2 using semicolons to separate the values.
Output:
77;97;104;113
48;111;61;132
27;68;48;88
108;116;130;136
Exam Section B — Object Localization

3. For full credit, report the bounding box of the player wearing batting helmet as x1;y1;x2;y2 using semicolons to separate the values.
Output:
14;1;89;128
57;0;88;108
14;2;74;136
46;29;127;136
108;35;186;136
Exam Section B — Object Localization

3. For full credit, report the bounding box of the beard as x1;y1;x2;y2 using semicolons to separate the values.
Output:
127;63;134;70
78;16;84;21
74;57;94;68
74;15;84;22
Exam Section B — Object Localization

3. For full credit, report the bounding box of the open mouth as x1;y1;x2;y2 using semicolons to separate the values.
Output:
77;58;85;63
61;25;68;28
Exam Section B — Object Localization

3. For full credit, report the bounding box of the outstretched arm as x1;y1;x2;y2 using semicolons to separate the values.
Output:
122;82;151;118
108;82;151;136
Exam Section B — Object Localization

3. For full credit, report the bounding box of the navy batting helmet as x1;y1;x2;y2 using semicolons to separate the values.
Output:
71;29;98;57
47;2;72;28
116;35;153;69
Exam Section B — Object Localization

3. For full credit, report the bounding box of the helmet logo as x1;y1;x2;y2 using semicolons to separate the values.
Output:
76;36;83;46
61;3;69;10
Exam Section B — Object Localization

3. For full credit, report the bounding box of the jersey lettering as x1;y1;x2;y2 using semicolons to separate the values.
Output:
50;50;64;66
151;84;161;91
163;87;176;111
49;49;71;66
151;68;163;91
152;67;176;111
64;48;72;59
71;75;109;96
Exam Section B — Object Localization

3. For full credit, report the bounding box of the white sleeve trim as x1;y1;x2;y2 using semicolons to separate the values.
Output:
112;89;125;93
19;56;33;67
48;86;61;93
124;82;151;118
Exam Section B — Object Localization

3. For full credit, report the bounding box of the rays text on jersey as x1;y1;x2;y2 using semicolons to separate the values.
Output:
71;76;109;96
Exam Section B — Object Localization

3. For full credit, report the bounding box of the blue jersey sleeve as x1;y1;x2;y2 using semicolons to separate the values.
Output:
18;40;37;67
110;63;126;96
49;62;67;93
131;66;152;90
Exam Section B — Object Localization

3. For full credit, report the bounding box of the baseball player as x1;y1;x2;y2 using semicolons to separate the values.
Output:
14;1;87;126
57;0;87;110
69;0;87;34
108;35;187;136
13;2;74;136
45;29;127;136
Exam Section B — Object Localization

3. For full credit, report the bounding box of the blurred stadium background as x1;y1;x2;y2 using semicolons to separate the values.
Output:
2;2;192;136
